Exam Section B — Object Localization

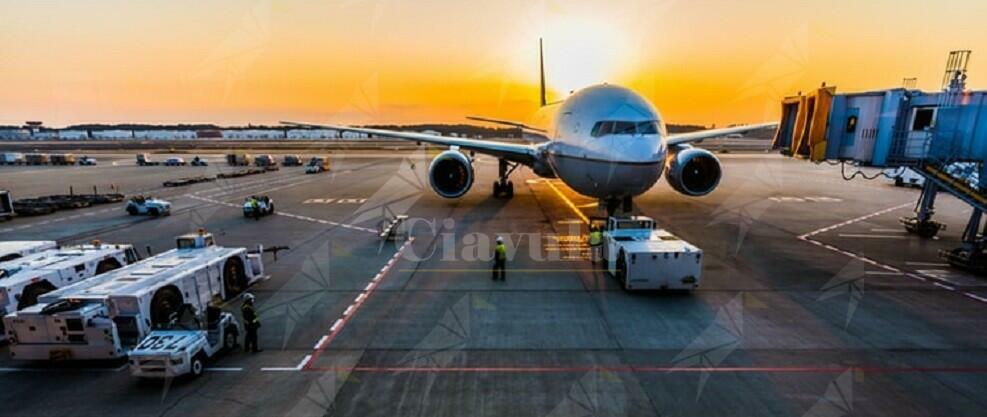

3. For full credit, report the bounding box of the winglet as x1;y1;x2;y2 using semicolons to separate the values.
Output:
539;38;547;107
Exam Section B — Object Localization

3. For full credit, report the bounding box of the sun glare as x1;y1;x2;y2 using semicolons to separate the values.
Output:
541;16;630;98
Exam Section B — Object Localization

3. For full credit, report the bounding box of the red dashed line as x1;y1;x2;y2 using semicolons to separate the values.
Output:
303;237;416;371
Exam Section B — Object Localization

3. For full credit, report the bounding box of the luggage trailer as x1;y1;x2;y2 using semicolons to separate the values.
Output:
4;232;264;360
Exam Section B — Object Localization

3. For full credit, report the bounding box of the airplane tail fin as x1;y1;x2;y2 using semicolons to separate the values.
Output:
539;38;547;107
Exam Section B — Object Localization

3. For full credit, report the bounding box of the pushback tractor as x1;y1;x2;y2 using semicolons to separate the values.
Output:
600;216;703;291
4;231;264;360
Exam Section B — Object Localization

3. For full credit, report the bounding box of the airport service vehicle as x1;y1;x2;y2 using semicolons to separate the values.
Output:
254;154;278;168
126;196;171;216
305;156;330;174
0;242;138;320
226;153;254;166
885;167;924;188
78;156;97;166
136;153;161;166
0;241;57;262
283;154;302;166
0;191;13;221
5;231;264;360
600;216;702;291
284;40;774;216
164;157;187;166
242;196;274;219
50;154;77;165
1;152;24;165
24;153;50;165
190;156;209;166
129;304;240;378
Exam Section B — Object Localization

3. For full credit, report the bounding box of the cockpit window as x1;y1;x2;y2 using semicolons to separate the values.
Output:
591;120;660;137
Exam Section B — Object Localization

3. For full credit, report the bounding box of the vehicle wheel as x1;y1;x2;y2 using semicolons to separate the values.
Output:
18;281;56;310
615;251;628;289
222;257;247;300
223;326;238;351
190;354;206;378
149;286;183;326
95;258;122;274
895;178;904;187
127;206;139;216
148;208;160;216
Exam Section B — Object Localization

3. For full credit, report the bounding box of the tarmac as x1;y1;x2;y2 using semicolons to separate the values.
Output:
0;149;985;416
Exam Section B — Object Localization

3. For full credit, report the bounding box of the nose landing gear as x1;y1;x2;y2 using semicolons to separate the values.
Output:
494;159;518;199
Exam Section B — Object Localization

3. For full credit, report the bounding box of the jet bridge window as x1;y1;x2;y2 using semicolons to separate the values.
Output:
591;121;661;137
912;108;936;131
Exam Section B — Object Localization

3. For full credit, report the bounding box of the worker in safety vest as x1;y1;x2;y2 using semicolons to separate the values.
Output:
241;293;262;353
492;236;507;281
249;197;260;218
588;226;603;263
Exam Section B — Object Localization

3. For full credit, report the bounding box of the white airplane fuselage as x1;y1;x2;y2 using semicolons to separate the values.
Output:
534;84;667;200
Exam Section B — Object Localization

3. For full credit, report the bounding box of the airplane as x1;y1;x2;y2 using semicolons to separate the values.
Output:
285;39;776;215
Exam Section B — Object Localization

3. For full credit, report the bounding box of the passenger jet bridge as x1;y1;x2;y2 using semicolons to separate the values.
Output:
773;51;987;273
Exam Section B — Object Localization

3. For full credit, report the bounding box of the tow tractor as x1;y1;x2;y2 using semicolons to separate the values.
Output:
600;216;703;291
129;303;240;378
242;196;274;219
126;196;171;216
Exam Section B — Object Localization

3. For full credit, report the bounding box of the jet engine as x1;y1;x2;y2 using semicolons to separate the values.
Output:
665;146;722;196
428;150;474;198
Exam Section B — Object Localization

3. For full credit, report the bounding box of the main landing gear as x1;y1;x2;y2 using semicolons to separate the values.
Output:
493;159;518;199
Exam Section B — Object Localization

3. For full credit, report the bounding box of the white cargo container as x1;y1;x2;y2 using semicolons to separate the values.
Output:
0;241;57;262
601;216;702;291
1;152;24;165
4;231;264;360
0;242;138;324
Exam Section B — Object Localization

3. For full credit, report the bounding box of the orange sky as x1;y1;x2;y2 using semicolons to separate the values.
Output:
1;0;985;127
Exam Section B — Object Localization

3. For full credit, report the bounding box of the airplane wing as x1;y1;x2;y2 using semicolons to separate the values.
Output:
281;121;539;165
666;122;778;146
465;116;546;133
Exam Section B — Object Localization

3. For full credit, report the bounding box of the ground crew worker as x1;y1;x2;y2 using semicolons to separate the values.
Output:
241;293;262;353
588;225;603;263
249;197;260;219
492;236;507;281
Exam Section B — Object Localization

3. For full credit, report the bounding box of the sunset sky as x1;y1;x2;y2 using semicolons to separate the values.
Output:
1;0;985;127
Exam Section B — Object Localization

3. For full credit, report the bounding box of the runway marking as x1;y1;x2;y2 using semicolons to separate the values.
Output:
302;237;416;371
303;365;987;374
187;194;376;233
0;206;117;234
262;355;312;372
543;180;590;225
865;271;904;276
205;367;243;372
838;234;908;239
906;261;950;266
798;202;987;305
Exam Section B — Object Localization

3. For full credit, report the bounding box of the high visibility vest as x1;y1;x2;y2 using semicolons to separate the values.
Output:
589;231;603;246
241;303;259;325
495;243;507;261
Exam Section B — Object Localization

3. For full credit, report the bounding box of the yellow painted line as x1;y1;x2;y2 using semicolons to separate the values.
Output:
543;180;590;225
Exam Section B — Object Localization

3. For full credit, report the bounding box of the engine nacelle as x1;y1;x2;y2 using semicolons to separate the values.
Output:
665;146;722;197
428;150;474;198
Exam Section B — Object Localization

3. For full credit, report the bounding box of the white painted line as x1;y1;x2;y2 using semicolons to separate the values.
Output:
354;293;366;304
205;367;243;372
364;282;375;291
343;305;355;316
870;228;906;233
314;335;329;350
838;234;908;239
297;354;313;369
261;354;312;372
933;282;956;291
330;319;343;332
906;261;950;267
963;292;987;303
865;271;903;275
